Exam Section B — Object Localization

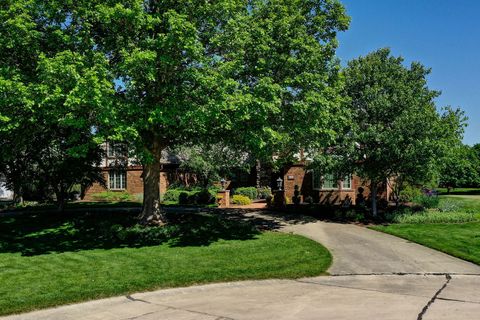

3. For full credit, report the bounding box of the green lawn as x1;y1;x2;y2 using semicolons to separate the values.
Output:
0;210;331;316
372;222;480;265
372;194;480;266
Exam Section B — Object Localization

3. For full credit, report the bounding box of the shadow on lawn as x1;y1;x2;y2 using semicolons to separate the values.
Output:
0;208;286;256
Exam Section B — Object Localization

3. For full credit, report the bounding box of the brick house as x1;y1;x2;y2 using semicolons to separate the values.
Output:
279;163;392;205
83;143;182;201
84;143;391;205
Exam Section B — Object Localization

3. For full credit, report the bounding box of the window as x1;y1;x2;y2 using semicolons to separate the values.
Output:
322;174;337;189
109;170;126;190
312;171;338;190
342;175;352;190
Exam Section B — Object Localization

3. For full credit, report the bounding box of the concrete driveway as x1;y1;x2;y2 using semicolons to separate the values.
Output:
3;214;480;320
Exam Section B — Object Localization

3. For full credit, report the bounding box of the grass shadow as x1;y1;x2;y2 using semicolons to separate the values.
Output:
0;207;288;256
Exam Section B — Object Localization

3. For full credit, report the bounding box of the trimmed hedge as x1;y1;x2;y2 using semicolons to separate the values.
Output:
234;187;257;200
164;187;216;205
232;195;252;205
91;191;133;202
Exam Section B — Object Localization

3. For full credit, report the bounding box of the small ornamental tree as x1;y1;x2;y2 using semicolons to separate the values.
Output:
173;143;253;188
84;0;350;224
341;48;464;216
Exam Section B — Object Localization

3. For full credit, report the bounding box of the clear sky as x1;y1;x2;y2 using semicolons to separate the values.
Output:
336;0;479;145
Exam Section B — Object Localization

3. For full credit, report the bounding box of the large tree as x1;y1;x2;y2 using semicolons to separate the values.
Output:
0;1;112;209
82;0;350;223
340;48;464;215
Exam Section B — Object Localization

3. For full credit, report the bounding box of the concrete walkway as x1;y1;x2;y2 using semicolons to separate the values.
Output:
280;220;480;275
3;215;480;320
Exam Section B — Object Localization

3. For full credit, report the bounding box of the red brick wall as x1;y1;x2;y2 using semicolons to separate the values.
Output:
281;164;391;205
84;166;173;201
283;165;307;201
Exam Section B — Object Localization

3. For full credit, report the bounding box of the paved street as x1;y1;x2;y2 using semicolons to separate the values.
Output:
3;214;480;320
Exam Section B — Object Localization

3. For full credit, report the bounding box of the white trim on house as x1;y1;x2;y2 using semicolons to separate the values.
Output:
342;175;353;190
312;171;353;191
109;170;127;190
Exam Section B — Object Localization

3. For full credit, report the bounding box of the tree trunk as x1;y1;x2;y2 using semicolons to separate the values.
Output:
140;155;166;225
371;181;378;217
54;183;67;212
13;183;23;205
56;195;66;212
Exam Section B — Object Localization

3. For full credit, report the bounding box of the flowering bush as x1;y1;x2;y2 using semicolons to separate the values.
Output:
232;195;252;205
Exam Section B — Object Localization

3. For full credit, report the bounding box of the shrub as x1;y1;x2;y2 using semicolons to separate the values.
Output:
91;191;133;202
232;195;252;205
187;193;197;204
438;199;461;212
265;194;273;207
196;189;214;204
384;208;414;223
178;192;190;205
392;211;476;224
257;187;272;199
163;189;183;203
413;194;440;209
234;187;258;200
399;185;422;203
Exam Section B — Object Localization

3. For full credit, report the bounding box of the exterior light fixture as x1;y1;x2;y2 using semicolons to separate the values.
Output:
276;177;283;191
220;178;226;191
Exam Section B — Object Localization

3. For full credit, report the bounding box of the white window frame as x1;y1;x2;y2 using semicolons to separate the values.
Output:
342;175;352;190
322;173;338;190
312;171;339;190
109;170;126;190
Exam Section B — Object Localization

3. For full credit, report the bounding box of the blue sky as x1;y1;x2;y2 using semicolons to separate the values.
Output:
336;0;479;145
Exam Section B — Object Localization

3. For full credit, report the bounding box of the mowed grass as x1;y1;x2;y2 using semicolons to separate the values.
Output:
0;210;331;316
372;222;480;265
372;194;480;266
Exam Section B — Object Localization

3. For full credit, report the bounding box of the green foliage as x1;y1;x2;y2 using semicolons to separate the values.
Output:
232;195;252;206
439;144;480;189
257;187;272;199
85;0;350;215
91;191;133;202
164;187;216;205
163;189;184;203
386;208;476;224
174;144;252;187
399;185;423;202
0;1;112;208
413;194;440;209
178;192;191;205
438;199;461;212
234;187;258;200
329;48;465;215
195;189;215;205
